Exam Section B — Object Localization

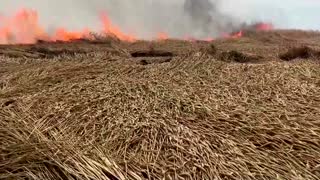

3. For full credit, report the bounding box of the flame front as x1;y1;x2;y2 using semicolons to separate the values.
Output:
53;28;90;42
0;8;273;44
0;8;138;44
157;32;169;41
100;12;136;42
0;9;49;44
255;23;274;31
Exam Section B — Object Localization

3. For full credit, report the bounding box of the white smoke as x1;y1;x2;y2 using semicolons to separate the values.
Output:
0;0;319;40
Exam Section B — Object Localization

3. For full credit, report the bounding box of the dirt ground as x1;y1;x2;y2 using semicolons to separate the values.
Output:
0;30;320;180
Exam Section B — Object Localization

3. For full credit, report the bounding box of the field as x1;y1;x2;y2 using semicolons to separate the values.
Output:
0;30;320;180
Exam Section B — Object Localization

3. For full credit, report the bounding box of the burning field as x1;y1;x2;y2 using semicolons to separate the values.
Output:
0;8;274;44
0;5;320;180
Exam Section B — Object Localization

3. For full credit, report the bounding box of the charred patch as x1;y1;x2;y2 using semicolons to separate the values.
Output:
2;99;16;107
138;57;172;65
131;49;174;58
279;46;319;61
28;46;87;58
219;50;262;63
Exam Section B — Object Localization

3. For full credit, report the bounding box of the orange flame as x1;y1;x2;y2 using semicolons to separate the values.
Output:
0;9;49;44
0;8;137;44
156;32;169;41
231;31;243;38
0;27;11;44
222;31;243;39
53;28;90;41
100;12;136;42
255;23;274;31
0;8;274;44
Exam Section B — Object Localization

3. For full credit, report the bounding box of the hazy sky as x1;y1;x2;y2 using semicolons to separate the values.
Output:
0;0;319;38
220;0;320;29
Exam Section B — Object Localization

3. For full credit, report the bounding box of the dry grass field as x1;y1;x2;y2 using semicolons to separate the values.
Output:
0;30;320;179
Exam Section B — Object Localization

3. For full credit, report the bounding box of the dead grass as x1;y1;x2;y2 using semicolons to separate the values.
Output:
0;30;320;180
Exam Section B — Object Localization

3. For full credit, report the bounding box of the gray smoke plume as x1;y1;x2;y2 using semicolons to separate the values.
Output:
183;0;241;37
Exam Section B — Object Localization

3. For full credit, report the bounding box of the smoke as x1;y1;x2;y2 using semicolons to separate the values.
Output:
0;0;319;40
183;0;245;37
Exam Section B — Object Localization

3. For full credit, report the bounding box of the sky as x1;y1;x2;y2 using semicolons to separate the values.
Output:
220;0;320;30
0;0;319;39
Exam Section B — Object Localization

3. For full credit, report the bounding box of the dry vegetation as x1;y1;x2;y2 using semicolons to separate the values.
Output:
0;30;320;180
